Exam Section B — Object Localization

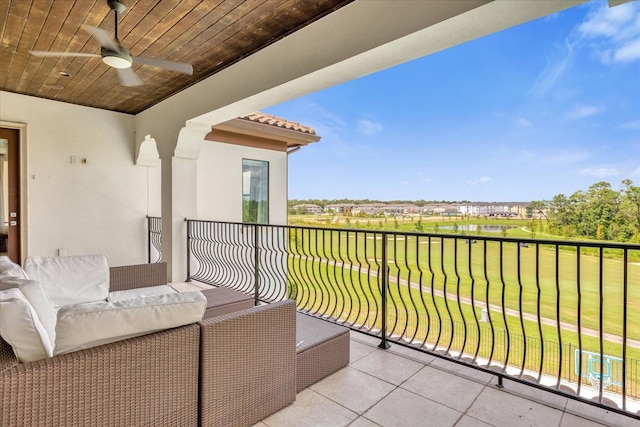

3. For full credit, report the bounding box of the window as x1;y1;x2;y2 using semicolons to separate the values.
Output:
242;159;268;223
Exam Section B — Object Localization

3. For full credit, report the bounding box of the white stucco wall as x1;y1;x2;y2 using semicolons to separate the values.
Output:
192;139;289;299
196;140;288;225
0;91;159;266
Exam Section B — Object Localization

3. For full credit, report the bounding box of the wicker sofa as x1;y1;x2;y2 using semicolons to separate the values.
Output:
0;263;296;427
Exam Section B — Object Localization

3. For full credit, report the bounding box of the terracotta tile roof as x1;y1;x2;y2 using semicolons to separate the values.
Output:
240;112;316;135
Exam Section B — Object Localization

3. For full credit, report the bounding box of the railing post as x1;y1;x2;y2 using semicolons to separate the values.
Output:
568;342;573;383
379;232;390;349
147;216;151;264
186;219;191;282
253;224;260;305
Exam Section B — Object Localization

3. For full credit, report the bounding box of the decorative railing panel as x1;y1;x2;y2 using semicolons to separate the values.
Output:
186;220;288;302
186;219;640;419
147;216;162;263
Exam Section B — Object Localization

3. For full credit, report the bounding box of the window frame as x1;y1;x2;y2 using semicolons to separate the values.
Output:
242;158;269;224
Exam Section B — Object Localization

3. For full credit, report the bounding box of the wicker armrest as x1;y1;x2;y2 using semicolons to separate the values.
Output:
109;262;167;291
1;324;199;427
0;338;17;372
199;300;297;427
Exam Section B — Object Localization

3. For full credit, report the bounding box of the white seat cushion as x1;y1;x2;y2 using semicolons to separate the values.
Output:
0;288;54;362
24;254;109;308
54;291;207;355
0;277;57;348
107;285;177;303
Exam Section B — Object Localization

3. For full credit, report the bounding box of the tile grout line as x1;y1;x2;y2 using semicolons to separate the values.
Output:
454;383;493;427
311;366;399;419
345;336;623;426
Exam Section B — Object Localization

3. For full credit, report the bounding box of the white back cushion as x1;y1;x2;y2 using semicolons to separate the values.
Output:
0;277;57;347
0;255;28;279
54;291;206;355
0;288;54;362
24;255;109;308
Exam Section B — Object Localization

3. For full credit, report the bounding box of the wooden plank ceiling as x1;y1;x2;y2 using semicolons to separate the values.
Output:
0;0;352;114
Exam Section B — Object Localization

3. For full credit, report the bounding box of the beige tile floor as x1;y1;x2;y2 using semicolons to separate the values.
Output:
255;332;638;427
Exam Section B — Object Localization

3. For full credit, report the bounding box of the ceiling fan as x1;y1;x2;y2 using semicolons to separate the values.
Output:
29;0;193;87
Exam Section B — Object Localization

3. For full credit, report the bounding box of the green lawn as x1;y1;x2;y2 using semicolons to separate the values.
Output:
288;228;640;340
285;226;640;396
287;257;640;396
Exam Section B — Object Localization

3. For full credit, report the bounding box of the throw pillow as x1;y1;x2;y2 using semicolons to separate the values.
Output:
0;255;28;279
0;288;54;362
0;277;57;348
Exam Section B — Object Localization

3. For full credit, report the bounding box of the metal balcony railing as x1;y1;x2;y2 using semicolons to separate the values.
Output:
147;216;162;263
185;219;640;420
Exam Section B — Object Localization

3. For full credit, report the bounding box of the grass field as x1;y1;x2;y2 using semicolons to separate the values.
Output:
282;218;640;395
287;226;640;338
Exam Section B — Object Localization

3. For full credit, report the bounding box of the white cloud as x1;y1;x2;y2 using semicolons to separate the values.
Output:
357;119;383;136
541;150;590;164
467;176;492;186
614;38;640;62
529;40;575;96
577;2;640;64
304;102;349;129
517;118;532;127
579;167;620;177
631;165;640;176
567;104;604;119
543;11;562;22
519;149;536;159
578;3;639;41
617;120;640;130
402;180;410;185
422;178;433;183
529;3;638;96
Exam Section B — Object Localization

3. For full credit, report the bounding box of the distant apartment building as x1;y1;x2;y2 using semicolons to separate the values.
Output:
348;204;386;216
458;202;530;218
324;204;353;214
320;202;537;218
514;203;532;218
291;204;323;214
391;204;423;215
423;203;458;215
328;203;422;216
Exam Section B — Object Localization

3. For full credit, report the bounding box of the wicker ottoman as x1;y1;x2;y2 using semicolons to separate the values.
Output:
296;313;350;392
201;287;254;319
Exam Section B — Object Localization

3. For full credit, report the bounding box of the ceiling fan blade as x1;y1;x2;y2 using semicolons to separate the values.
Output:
116;67;142;87
82;25;119;51
29;50;101;58
132;56;193;75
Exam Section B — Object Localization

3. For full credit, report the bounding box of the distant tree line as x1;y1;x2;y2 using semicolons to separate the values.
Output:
531;180;640;243
288;198;471;210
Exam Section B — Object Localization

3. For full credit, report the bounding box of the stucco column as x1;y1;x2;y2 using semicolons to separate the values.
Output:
136;125;189;282
151;125;207;282
136;109;208;282
168;125;207;281
154;132;179;282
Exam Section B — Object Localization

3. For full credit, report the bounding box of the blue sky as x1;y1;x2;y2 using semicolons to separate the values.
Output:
264;1;640;202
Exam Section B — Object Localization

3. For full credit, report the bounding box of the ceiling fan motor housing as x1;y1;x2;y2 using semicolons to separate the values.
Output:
107;0;126;14
101;46;132;68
